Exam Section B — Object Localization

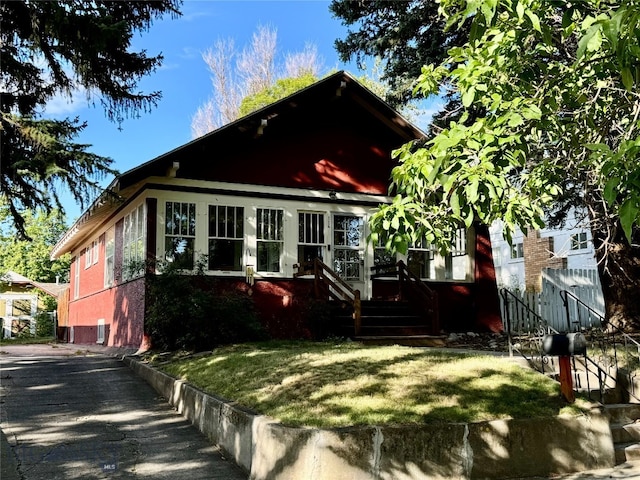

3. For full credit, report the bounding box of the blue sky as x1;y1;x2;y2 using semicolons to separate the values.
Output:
48;1;434;222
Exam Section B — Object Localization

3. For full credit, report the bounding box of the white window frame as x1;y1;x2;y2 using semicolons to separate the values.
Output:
97;319;105;344
104;228;115;288
406;227;474;282
332;214;365;282
93;240;99;265
123;203;146;280
570;232;588;251
510;242;524;259
297;211;326;265
84;246;92;269
256;208;284;273
208;205;244;271
74;255;80;299
164;201;196;270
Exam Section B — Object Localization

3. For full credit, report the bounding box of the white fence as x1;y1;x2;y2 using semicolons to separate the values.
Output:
502;268;604;333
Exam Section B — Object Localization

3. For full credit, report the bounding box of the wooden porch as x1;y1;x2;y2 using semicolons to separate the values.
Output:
295;259;445;346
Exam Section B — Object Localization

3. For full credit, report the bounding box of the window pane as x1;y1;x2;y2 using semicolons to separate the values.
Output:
189;203;196;236
298;245;323;264
218;206;226;238
257;242;281;272
173;203;182;235
165;202;173;234
235;207;244;238
408;250;434;279
209;239;243;271
333;215;362;247
165;237;194;270
209;205;217;237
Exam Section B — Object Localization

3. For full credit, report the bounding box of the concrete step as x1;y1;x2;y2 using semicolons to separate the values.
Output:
611;421;640;443
604;403;640;424
353;335;447;347
615;441;640;464
357;325;432;336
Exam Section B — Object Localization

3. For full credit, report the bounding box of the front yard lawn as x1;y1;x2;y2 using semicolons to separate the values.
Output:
150;340;592;428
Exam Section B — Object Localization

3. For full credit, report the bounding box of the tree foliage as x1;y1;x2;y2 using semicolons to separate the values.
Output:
370;0;640;327
0;206;71;283
191;25;324;137
238;74;318;117
330;0;468;107
1;1;181;240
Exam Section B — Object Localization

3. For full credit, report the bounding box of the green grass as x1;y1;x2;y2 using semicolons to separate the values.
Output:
152;341;592;428
0;336;55;345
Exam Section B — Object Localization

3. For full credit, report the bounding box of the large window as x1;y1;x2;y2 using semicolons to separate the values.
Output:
165;202;196;270
257;208;284;272
298;212;325;265
104;228;115;288
123;204;146;279
208;205;244;271
333;215;364;281
408;228;472;281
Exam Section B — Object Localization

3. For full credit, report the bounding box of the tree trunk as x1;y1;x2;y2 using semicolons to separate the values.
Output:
590;217;640;331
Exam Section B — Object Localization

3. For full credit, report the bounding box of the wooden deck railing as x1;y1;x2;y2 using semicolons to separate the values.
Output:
396;261;440;334
295;258;362;335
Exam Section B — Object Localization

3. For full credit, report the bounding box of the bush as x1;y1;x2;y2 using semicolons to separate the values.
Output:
35;312;54;337
145;258;266;351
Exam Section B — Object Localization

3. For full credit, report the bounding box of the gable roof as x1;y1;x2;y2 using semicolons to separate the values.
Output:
51;71;424;259
1;271;68;297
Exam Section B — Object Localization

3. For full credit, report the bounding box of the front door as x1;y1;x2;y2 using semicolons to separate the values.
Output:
332;214;365;296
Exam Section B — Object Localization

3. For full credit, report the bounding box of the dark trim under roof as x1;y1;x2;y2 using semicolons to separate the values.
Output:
51;71;425;259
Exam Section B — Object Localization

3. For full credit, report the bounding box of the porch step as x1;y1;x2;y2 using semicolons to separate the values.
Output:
353;335;447;347
604;404;640;465
331;300;435;339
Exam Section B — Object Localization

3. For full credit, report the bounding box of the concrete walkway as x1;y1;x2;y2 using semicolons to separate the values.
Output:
0;344;247;479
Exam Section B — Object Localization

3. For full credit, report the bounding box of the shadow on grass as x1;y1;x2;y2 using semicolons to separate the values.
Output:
162;341;579;428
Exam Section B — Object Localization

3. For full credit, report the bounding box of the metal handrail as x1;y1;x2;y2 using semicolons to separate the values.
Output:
561;289;640;402
500;288;558;360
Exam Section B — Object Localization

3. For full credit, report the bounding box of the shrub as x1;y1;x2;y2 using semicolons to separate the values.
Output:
145;258;266;351
35;312;54;337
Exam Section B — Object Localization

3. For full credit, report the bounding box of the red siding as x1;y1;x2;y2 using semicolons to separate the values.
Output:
178;104;401;195
67;278;145;348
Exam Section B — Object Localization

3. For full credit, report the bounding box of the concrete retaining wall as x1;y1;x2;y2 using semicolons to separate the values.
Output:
123;357;616;480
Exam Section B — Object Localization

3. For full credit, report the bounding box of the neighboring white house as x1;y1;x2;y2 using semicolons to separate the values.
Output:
490;209;598;292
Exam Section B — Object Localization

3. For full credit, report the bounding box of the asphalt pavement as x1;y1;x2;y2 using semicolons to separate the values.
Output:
0;344;247;479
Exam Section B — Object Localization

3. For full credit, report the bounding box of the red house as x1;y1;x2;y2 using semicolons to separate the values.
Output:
51;72;502;349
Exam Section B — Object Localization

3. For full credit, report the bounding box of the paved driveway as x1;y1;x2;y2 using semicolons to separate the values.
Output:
0;345;247;479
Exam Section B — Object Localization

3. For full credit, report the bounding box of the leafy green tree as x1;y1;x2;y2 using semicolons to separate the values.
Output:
330;0;468;108
0;206;71;283
1;0;181;240
238;74;318;117
370;1;640;328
